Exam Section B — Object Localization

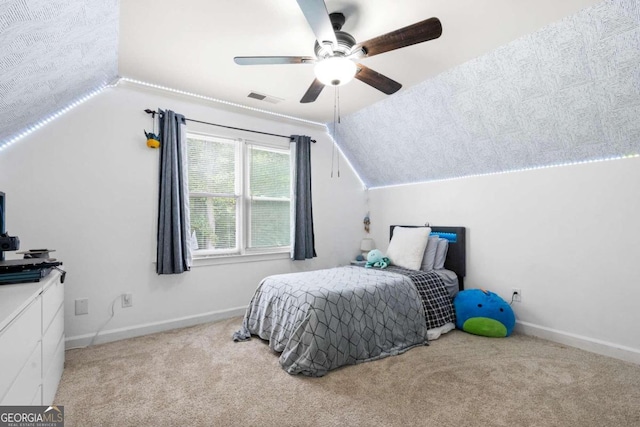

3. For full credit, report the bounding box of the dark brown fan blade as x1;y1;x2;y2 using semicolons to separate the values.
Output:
355;17;442;58
296;0;338;49
354;64;402;95
300;78;325;103
234;56;315;65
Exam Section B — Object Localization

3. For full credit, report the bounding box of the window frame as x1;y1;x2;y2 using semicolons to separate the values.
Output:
186;131;292;259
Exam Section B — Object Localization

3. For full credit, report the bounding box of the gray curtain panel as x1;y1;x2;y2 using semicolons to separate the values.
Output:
291;135;317;260
157;109;192;274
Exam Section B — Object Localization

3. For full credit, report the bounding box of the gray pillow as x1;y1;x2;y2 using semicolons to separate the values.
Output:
434;238;449;270
420;235;439;271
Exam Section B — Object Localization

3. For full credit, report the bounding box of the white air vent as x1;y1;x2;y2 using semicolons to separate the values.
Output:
247;91;283;104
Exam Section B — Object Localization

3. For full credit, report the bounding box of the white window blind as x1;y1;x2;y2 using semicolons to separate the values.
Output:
247;145;291;249
186;133;291;257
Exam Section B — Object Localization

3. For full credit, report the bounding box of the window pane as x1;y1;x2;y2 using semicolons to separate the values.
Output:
190;196;236;250
250;200;290;248
249;146;290;198
188;137;236;194
248;146;291;249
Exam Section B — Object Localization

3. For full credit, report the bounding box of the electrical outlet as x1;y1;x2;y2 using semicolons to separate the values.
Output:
512;288;522;303
75;298;89;315
122;293;133;308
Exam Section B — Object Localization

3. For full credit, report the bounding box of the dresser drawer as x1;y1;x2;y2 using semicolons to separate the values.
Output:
42;305;64;377
42;275;64;334
0;341;42;405
0;296;41;399
43;337;65;406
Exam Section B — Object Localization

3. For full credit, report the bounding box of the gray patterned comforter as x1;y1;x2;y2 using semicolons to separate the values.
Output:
234;266;454;377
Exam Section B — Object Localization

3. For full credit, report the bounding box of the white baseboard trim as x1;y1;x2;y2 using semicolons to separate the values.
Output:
65;306;247;349
515;321;640;365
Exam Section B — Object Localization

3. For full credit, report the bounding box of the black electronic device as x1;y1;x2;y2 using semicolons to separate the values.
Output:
0;191;5;261
0;258;64;285
0;235;20;251
0;192;21;260
0;192;63;285
0;192;4;235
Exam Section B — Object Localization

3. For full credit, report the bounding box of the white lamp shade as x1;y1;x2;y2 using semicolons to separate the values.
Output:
314;57;357;86
360;238;375;252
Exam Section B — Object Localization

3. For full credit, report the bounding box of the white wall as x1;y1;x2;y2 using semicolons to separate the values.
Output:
4;81;637;364
0;82;366;346
368;157;640;363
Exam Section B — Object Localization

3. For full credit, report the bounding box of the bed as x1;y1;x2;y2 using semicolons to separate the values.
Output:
234;225;466;376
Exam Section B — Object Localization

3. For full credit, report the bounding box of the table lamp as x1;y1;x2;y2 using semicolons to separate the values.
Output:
360;238;375;257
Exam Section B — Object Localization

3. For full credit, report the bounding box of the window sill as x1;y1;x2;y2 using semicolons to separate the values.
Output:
191;251;291;267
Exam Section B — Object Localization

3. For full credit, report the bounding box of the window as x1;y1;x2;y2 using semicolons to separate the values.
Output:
186;132;292;257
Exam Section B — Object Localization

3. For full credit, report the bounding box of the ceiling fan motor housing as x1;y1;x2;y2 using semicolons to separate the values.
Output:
314;30;356;59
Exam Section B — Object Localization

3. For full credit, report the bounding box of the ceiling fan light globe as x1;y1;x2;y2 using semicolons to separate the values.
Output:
314;57;357;86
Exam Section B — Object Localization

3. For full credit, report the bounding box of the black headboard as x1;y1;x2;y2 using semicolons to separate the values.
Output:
390;225;466;291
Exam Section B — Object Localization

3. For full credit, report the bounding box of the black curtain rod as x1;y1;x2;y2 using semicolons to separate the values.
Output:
144;109;316;143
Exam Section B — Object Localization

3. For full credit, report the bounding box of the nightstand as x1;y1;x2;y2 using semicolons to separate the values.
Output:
350;260;367;267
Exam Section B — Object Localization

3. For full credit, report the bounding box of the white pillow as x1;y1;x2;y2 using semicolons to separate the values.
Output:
421;235;440;271
434;238;449;269
387;227;431;271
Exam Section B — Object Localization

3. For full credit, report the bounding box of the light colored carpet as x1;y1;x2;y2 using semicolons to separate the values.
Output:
56;317;640;426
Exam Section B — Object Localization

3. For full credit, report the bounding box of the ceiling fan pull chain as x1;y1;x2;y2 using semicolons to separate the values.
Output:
331;86;337;178
337;87;341;177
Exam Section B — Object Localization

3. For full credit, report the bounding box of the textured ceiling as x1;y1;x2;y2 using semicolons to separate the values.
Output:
338;0;640;187
0;0;119;145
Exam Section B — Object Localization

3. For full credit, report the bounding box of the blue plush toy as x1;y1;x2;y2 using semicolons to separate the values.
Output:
365;249;390;269
454;289;515;337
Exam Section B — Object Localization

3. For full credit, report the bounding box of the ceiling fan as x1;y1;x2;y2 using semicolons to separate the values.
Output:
234;0;442;103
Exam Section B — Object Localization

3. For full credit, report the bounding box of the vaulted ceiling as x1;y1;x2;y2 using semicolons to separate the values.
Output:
3;0;638;188
0;0;118;145
119;0;602;123
339;0;640;187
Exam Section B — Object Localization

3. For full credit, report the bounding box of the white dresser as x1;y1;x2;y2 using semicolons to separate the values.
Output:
0;270;65;405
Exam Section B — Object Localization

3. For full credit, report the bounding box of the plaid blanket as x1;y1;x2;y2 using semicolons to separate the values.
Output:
385;266;456;330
